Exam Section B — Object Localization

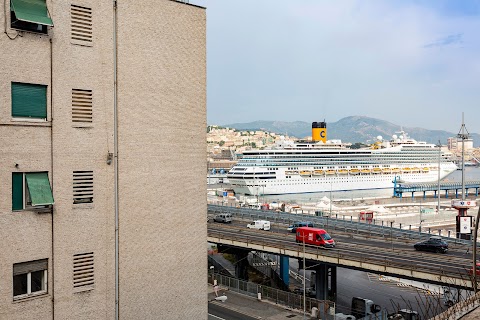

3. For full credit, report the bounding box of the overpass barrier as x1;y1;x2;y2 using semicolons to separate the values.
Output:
208;204;474;247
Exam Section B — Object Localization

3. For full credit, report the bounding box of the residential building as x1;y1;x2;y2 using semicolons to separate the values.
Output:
0;1;206;319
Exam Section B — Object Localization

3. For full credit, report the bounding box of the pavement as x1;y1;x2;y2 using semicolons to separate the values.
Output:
208;284;312;320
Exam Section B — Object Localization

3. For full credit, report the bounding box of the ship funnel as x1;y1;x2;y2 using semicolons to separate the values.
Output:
312;121;327;142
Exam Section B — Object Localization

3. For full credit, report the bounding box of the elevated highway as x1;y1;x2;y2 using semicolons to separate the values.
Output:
207;204;476;290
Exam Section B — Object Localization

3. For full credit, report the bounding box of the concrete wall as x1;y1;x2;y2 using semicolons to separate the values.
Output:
0;0;206;319
116;1;207;319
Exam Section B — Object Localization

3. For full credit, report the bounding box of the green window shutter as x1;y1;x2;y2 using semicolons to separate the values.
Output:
12;82;47;119
12;173;24;210
10;0;53;26
25;172;54;206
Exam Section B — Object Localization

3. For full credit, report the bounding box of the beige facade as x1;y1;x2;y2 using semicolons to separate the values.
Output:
0;1;206;319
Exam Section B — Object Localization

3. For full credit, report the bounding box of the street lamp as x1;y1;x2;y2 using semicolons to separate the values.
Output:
209;265;216;286
437;141;441;214
301;234;306;320
473;207;480;293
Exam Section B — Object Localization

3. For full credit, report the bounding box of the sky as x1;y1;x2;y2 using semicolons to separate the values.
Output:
194;0;480;133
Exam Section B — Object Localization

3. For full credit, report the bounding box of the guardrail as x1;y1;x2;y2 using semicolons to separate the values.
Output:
207;204;474;247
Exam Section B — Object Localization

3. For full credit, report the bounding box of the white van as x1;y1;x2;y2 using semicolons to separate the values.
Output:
247;220;271;231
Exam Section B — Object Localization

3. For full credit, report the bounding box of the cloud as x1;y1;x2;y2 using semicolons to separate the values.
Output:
424;33;464;48
201;0;480;133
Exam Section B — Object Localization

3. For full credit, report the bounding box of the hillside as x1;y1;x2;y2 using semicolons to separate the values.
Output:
223;116;479;147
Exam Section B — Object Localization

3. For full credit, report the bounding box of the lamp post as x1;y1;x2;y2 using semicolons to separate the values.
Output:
209;265;215;286
302;234;306;320
329;183;333;216
473;207;480;293
437;141;441;214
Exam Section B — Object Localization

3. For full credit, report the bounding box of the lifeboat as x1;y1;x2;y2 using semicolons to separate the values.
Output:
338;169;348;175
325;170;336;175
382;168;392;174
412;167;421;173
372;168;382;174
285;170;298;175
361;168;371;174
299;170;312;177
402;167;411;173
422;167;430;173
349;168;360;175
391;168;400;173
313;170;325;175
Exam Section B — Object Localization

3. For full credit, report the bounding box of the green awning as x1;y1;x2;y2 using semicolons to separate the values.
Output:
25;172;54;206
10;0;54;26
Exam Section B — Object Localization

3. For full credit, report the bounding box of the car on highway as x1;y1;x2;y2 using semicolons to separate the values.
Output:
247;220;271;231
413;236;448;253
287;221;314;233
213;213;232;223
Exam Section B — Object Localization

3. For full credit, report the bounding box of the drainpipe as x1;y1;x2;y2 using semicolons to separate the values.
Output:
113;1;119;319
50;36;55;320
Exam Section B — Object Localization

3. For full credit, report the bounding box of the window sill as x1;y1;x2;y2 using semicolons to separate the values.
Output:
11;117;48;122
13;291;48;303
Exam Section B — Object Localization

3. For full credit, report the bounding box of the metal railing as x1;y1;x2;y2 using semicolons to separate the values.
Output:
208;204;474;246
209;271;335;318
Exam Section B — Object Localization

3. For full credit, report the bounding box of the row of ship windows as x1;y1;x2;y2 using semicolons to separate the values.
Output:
12;252;95;302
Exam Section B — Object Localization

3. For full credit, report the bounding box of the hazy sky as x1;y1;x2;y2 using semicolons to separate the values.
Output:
194;0;480;133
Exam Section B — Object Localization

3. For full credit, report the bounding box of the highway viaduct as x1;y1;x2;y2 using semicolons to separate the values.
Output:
207;204;477;301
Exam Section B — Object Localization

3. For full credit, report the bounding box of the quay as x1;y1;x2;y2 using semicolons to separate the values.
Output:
394;181;480;199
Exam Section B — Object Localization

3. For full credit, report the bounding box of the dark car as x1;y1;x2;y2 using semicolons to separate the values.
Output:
414;236;448;253
287;221;314;233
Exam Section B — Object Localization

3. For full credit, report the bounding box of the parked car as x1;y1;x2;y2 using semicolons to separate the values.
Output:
287;221;314;233
295;227;335;248
213;213;232;223
247;220;271;231
413;236;448;253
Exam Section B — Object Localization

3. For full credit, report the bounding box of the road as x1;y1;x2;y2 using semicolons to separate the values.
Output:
208;302;258;320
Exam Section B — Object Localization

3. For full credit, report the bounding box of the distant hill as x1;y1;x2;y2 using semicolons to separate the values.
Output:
223;116;480;147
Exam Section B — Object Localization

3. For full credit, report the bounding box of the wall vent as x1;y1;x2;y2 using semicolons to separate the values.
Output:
72;89;93;124
73;252;94;290
73;171;93;204
71;5;92;45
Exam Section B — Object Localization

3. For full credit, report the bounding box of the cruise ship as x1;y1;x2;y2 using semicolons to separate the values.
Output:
227;122;457;195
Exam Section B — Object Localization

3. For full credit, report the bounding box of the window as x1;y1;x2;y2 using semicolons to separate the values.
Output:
12;172;54;210
11;82;47;120
73;252;94;291
13;259;48;299
73;171;93;204
10;0;53;33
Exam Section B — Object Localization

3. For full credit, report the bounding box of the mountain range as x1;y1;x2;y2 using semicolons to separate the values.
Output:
223;116;479;147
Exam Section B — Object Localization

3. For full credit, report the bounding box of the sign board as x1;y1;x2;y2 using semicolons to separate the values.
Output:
460;216;472;234
451;200;477;208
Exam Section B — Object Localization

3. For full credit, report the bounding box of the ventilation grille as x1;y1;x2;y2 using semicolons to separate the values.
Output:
71;5;92;44
73;252;94;289
72;89;93;124
73;171;93;204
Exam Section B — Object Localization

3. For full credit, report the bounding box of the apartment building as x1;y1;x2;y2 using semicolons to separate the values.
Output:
0;1;206;319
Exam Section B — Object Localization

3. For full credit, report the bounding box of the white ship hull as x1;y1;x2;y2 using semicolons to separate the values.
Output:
229;166;456;195
227;127;457;195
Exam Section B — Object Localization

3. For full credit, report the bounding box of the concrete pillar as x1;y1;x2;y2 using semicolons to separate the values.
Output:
234;250;249;280
279;255;289;286
310;263;337;301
